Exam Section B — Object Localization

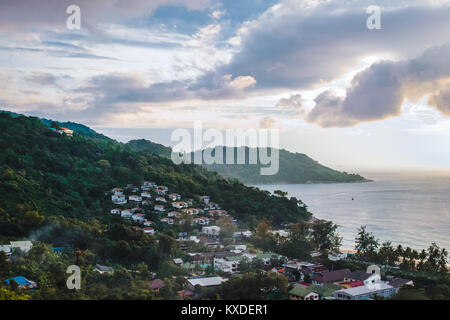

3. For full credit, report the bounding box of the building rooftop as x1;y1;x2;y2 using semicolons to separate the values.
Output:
334;282;394;297
188;276;227;287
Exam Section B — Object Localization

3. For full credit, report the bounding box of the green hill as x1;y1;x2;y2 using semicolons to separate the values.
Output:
0;113;310;242
125;139;172;157
190;147;368;184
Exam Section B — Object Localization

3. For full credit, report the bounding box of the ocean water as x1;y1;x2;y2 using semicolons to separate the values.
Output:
254;172;450;251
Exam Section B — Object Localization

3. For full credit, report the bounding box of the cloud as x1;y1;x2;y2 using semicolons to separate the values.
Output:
206;0;450;91
26;72;59;86
259;116;278;129
276;93;303;109
429;86;450;116
305;43;450;127
227;75;256;90
0;0;212;32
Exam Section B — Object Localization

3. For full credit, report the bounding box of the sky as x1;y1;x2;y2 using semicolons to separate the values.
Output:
1;0;450;172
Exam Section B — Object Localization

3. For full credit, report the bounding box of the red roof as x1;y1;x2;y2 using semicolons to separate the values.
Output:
298;282;311;287
341;280;365;288
149;279;165;290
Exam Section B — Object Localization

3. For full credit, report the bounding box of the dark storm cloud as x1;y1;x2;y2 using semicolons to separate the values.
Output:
306;43;450;127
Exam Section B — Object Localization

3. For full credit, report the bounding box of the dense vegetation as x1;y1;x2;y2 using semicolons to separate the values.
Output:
190;147;368;184
125;139;172;158
0;113;310;241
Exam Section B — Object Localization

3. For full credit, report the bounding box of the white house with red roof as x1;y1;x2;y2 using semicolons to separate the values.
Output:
143;227;155;235
129;195;142;202
172;201;188;209
112;194;127;204
132;213;146;223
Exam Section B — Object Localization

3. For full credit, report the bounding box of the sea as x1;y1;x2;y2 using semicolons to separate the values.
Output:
254;171;450;251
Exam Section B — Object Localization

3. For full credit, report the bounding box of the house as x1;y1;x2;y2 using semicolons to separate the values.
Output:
154;204;165;212
312;269;351;285
55;126;73;136
270;230;290;238
187;277;227;291
214;257;241;274
143;220;153;226
386;276;414;289
112;194;127;205
141;191;152;198
200;195;210;204
142;200;151;206
189;236;200;243
168;193;181;201
4;276;37;290
149;279;165;292
202;226;221;239
208;209;228;217
131;207;143;213
143;227;155;235
172;201;188;209
112;188;123;195
182;208;201;215
289;287;320;300
156;186;168;195
348;270;373;282
110;208;121;215
120;209;132;218
0;245;12;257
232;230;252;239
155;196;167;203
193;217;209;225
143;181;157;188
160;218;174;225
199;237;221;248
328;252;347;261
178;290;194;299
204;202;220;210
132;213;146;223
173;258;183;266
167;211;181;218
94;264;114;274
339;281;365;289
129;195;142;203
9;241;33;253
333;281;397;300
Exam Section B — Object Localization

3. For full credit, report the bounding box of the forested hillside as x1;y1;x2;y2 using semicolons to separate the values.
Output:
191;147;368;184
0;114;310;243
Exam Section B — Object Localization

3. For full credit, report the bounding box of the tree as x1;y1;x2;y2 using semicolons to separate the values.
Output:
391;286;429;300
0;251;10;277
378;241;397;266
424;243;446;273
251;219;276;252
0;288;30;300
311;220;342;255
217;216;236;241
274;190;288;198
354;226;379;261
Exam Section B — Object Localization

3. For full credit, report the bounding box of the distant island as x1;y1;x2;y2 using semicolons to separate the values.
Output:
189;147;369;184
